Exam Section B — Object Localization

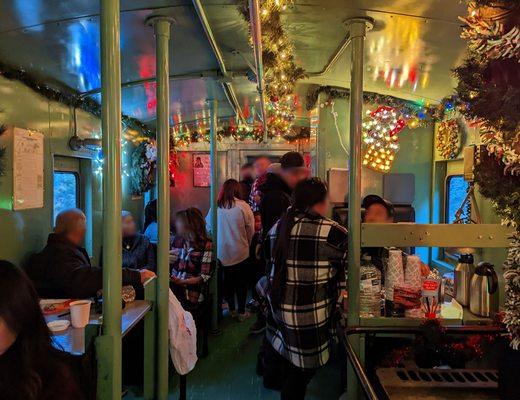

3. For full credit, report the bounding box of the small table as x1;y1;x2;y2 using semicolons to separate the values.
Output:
45;300;152;355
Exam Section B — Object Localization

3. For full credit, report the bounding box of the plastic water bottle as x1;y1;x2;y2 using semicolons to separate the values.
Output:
360;255;382;318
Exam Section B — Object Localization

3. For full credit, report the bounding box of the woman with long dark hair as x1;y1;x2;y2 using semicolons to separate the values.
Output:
170;208;214;308
264;178;348;400
0;260;84;400
206;179;255;321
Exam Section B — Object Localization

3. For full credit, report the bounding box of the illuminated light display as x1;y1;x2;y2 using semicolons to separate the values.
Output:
362;106;405;173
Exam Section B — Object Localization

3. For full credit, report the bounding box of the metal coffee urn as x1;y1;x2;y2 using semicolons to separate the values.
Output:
454;253;474;306
470;262;499;317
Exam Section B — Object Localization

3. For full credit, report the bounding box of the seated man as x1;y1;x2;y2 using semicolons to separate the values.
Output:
26;208;155;298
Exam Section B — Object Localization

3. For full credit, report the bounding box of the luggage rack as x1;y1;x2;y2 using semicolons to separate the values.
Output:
341;325;505;400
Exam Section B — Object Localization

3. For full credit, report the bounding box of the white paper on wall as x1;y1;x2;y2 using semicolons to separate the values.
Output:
193;153;211;187
13;127;44;210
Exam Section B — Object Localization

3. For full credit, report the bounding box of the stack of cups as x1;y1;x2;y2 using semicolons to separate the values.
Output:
405;255;422;289
385;249;404;302
404;255;423;318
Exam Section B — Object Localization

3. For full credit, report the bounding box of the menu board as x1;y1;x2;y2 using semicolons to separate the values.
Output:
13;127;44;210
193;153;211;187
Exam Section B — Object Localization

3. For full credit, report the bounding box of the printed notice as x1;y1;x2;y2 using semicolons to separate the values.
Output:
13;128;44;210
193;153;210;187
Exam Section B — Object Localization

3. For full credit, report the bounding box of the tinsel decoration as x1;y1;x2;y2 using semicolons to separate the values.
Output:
362;106;405;173
130;140;157;196
0;124;6;177
436;119;462;160
503;233;520;349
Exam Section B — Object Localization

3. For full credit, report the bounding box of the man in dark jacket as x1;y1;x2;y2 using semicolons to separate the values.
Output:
259;151;308;240
26;209;155;298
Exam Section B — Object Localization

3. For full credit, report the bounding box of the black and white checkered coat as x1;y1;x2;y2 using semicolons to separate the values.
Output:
265;211;348;369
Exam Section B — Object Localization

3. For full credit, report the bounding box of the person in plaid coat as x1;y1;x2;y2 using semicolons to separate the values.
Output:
263;178;348;400
170;208;214;309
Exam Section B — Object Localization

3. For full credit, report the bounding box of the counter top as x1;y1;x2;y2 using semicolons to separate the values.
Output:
358;306;494;328
45;300;152;355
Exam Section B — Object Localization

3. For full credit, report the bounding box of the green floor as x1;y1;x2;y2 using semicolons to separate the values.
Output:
130;316;344;399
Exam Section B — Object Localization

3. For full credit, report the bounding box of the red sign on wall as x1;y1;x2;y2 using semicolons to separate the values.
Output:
193;153;211;187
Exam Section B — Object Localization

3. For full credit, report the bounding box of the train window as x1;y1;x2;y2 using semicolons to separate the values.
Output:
53;171;79;223
445;175;469;224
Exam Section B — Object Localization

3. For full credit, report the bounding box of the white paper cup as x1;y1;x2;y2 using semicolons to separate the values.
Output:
69;300;91;328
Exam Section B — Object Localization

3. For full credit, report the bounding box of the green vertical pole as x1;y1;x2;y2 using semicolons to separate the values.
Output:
98;0;123;398
316;94;328;180
346;17;372;400
209;99;220;332
147;15;174;400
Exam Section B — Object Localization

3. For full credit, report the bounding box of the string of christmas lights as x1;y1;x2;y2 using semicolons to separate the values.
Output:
241;0;305;137
362;106;405;172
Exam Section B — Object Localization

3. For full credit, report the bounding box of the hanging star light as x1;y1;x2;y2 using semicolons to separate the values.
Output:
362;106;406;172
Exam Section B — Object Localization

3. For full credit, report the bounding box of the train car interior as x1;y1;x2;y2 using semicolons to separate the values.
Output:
0;1;518;400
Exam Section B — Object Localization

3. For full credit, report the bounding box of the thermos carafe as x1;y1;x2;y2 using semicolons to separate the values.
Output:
454;253;474;306
469;262;499;317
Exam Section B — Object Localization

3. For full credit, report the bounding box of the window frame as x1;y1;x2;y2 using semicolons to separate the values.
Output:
442;173;470;262
52;169;81;223
444;174;469;225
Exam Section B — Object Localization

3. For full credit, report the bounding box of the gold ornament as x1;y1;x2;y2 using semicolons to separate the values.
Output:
436;119;461;160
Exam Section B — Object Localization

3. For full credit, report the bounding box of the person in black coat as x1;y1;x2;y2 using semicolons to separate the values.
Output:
121;211;156;272
250;152;308;335
259;152;308;240
238;162;255;202
25;209;155;299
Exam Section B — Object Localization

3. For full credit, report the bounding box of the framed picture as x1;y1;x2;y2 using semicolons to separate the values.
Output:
193;153;211;187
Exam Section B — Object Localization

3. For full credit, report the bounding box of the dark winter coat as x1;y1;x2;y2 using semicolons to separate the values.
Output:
26;233;141;298
258;173;292;241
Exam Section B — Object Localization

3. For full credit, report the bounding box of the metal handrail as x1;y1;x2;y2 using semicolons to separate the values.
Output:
340;324;505;400
343;335;380;400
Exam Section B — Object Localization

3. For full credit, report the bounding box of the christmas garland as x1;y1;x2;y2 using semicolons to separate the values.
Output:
240;0;305;136
0;61;155;138
457;1;520;347
503;232;520;350
306;85;448;126
130;140;157;196
455;2;520;173
171;124;310;147
436;119;462;160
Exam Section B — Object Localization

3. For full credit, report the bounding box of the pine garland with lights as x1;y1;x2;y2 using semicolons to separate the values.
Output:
306;85;450;126
458;0;520;349
240;0;305;137
0;61;155;138
170;123;310;147
130;140;157;196
503;232;520;350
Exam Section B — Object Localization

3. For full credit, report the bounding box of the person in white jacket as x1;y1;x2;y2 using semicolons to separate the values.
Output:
206;179;255;321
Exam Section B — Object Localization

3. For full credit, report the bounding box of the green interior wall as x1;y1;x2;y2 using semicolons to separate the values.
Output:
0;76;143;267
316;97;434;260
